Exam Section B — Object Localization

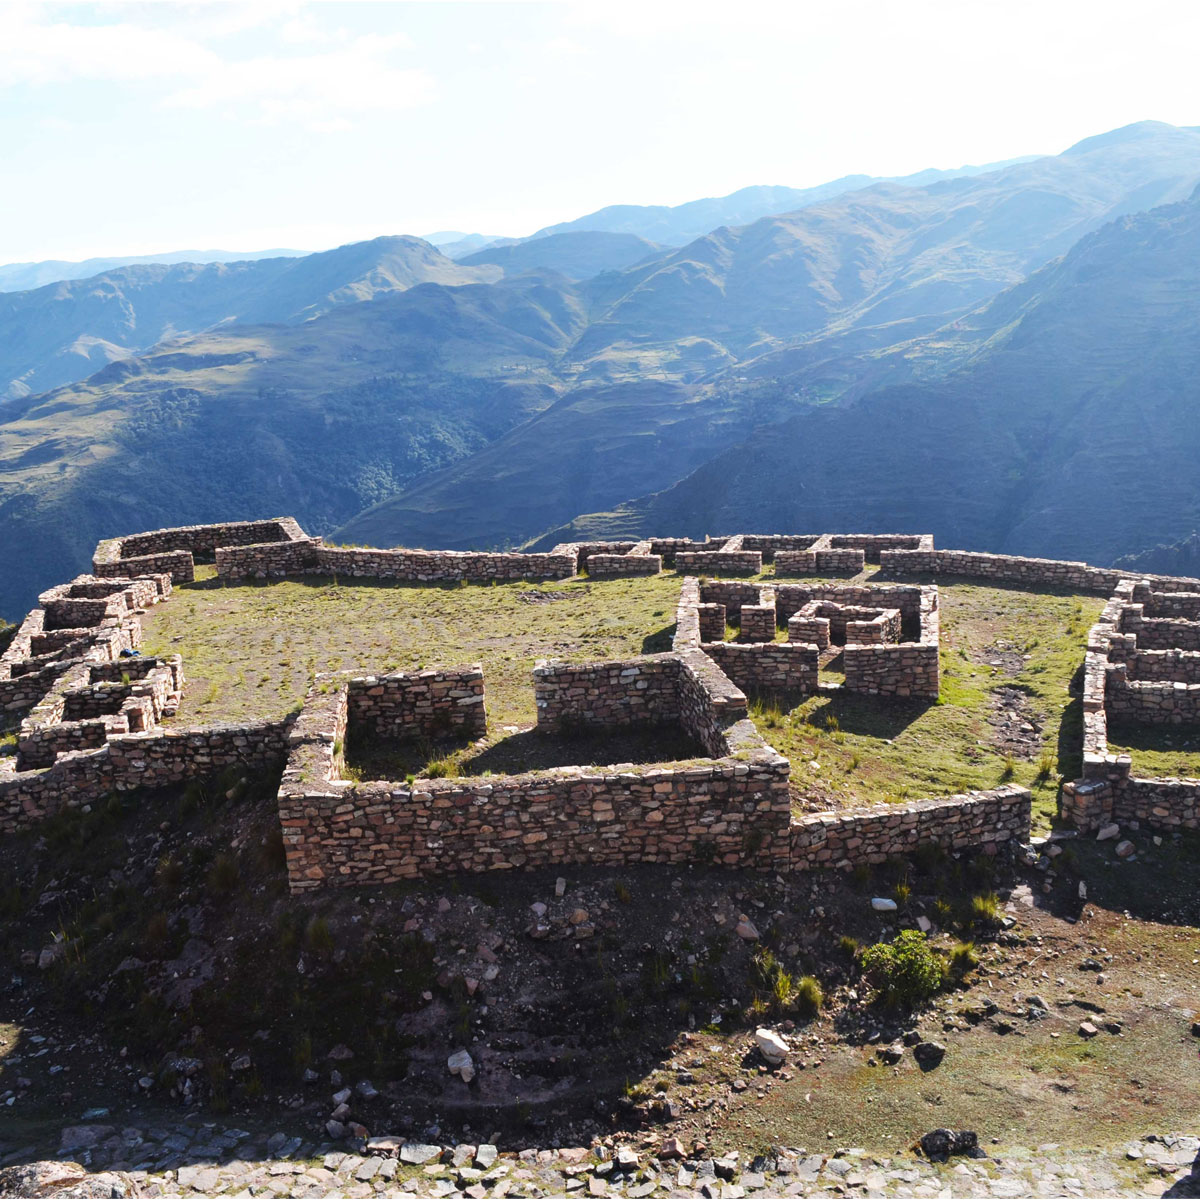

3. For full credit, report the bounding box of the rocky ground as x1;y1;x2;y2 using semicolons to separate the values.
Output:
1;1118;1198;1197
1;770;1198;1198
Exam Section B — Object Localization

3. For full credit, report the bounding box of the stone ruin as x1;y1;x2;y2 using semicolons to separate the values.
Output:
672;578;939;701
11;514;1200;888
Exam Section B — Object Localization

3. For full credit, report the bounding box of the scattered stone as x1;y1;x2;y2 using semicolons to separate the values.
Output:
1078;1021;1099;1038
735;917;760;940
920;1128;982;1161
913;1040;946;1069
755;1028;789;1066
878;1041;905;1064
447;1049;476;1083
475;1145;498;1170
327;1043;354;1061
1115;839;1136;858
1096;823;1120;841
400;1143;443;1165
871;897;898;912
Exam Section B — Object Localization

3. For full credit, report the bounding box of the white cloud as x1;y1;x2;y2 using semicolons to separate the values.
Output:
0;4;434;128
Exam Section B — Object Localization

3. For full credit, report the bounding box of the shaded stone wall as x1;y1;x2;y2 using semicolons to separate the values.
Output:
790;786;1030;869
308;546;576;583
346;668;487;743
0;721;289;835
676;550;762;575
587;552;663;578
701;642;819;693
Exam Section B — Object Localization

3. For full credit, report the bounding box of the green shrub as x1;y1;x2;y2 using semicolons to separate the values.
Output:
861;930;945;1005
794;974;823;1018
968;891;1002;929
947;940;979;979
207;852;239;896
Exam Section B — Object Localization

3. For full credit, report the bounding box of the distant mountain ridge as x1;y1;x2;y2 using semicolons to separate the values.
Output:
0;237;498;400
0;247;309;294
3;121;1200;619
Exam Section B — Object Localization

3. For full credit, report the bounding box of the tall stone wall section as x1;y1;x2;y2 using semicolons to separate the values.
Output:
346;668;487;743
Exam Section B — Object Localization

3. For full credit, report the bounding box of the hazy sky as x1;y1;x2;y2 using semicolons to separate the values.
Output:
5;0;1200;263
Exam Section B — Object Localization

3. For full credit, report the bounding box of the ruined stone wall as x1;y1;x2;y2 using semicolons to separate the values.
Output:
676;550;762;575
700;642;819;693
842;591;939;700
829;534;933;561
587;553;663;578
697;581;765;622
304;546;576;584
1126;650;1200;683
881;548;1124;593
738;600;777;643
279;755;792;889
215;538;321;578
647;538;709;567
1119;608;1200;651
739;536;819;562
790;786;1030;870
774;583;926;626
346;668;487;743
533;656;688;732
774;549;864;575
0;721;289;835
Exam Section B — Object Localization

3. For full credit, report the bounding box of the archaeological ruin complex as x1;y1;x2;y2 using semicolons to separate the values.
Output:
4;517;1199;889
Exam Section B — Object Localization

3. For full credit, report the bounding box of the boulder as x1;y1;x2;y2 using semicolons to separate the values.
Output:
871;897;898;912
913;1040;946;1069
447;1049;476;1083
754;1027;788;1065
920;1129;981;1161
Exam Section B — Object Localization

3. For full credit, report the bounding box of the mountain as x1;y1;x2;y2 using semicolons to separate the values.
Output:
334;122;1200;550
0;248;310;293
1114;533;1200;578
0;272;583;618
528;158;1041;246
5;121;1200;618
0;237;499;400
538;186;1200;566
460;232;663;280
423;232;511;259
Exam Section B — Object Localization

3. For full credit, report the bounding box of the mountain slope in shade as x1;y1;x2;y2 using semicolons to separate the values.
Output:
0;237;499;400
460;231;663;280
0;273;583;618
540;188;1200;567
0;247;310;293
333;123;1200;550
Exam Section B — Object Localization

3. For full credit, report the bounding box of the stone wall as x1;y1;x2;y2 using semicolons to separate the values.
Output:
587;552;663;578
279;651;792;890
0;721;289;836
676;550;763;575
1119;608;1200;651
842;589;939;700
881;548;1124;593
700;642;820;693
774;549;864;575
738;599;777;643
306;546;576;584
346;668;487;743
790;786;1030;870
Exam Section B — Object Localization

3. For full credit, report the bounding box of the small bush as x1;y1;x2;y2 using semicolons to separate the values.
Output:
144;912;170;955
838;935;860;959
968;891;1002;929
946;940;979;980
794;974;823;1018
999;756;1017;782
305;916;334;953
614;881;632;904
861;930;945;1006
207;852;239;896
1034;750;1056;782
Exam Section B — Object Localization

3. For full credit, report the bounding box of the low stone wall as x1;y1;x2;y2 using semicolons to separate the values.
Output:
1119;608;1200;651
347;668;486;743
94;549;195;584
307;546;576;583
698;581;763;622
700;641;819;694
587;553;663;578
215;538;321;578
647;538;709;567
1063;769;1200;834
775;549;865;575
0;721;289;836
739;535;819;562
676;550;763;575
1105;671;1200;723
1127;649;1200;683
829;534;933;561
1136;588;1200;619
279;649;791;890
790;786;1030;870
880;548;1123;593
844;642;940;700
775;583;926;626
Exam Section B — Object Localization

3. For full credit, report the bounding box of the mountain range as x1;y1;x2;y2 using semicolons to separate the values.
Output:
2;120;1200;619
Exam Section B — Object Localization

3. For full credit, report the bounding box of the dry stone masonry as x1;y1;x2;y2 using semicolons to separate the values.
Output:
35;518;1194;874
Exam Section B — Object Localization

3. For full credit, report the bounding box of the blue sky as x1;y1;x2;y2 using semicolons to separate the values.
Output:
5;0;1200;262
